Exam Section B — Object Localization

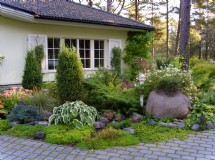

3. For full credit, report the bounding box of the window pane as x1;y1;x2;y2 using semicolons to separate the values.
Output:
95;59;99;68
95;50;99;58
100;50;104;58
48;49;54;59
86;59;90;68
55;60;58;69
94;40;99;49
71;39;77;48
48;38;53;48
80;50;84;58
85;40;90;49
100;59;104;67
48;60;54;70
86;50;90;58
65;39;70;48
79;40;84;49
100;41;104;49
54;38;60;48
54;49;59;59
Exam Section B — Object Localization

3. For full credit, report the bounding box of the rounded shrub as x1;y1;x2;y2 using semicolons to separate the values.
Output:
56;47;84;102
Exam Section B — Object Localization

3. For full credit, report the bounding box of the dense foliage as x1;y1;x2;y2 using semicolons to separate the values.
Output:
7;104;41;124
83;69;140;115
49;101;99;128
124;31;153;80
192;63;215;90
22;49;43;89
111;47;122;75
56;47;84;103
0;120;10;133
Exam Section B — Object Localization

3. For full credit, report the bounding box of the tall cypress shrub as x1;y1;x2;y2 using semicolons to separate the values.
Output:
56;47;84;103
22;49;43;89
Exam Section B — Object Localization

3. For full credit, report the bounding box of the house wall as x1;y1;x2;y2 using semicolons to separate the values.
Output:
0;16;128;85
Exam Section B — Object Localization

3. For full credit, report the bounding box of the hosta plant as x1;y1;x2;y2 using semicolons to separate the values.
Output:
49;101;100;129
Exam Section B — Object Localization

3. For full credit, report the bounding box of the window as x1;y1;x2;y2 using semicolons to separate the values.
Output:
79;40;91;68
65;39;77;48
94;40;104;67
48;38;60;70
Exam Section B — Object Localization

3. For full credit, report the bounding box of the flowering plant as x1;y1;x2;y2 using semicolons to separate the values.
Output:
0;87;32;114
144;64;197;99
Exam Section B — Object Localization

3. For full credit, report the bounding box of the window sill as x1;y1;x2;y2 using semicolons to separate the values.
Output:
42;68;102;73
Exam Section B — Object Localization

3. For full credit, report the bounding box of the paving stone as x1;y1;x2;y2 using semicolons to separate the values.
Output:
144;154;158;159
152;151;166;156
120;155;133;160
56;153;68;159
167;153;181;158
4;155;17;160
116;150;130;155
74;155;85;160
109;158;124;160
64;154;76;160
26;153;38;159
85;158;99;160
181;155;196;160
96;155;111;160
190;153;205;158
184;148;198;153
205;155;215;159
158;157;172;160
35;155;47;160
106;152;120;157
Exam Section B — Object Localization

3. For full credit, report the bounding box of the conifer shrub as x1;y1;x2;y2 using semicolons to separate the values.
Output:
22;49;43;89
111;47;121;75
56;47;84;102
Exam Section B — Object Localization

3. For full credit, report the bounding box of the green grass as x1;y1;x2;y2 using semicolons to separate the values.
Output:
2;121;194;149
0;120;11;133
132;123;193;143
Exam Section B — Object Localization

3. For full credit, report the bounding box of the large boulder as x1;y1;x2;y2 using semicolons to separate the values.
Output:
146;91;191;119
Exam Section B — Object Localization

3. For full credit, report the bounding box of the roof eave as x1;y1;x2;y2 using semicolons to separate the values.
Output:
36;16;155;31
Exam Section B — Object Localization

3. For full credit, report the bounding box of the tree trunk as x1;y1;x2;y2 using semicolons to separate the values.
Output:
179;0;191;70
166;0;169;60
107;0;112;12
135;0;138;20
175;2;181;56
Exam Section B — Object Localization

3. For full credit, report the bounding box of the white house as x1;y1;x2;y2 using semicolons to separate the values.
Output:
0;0;154;85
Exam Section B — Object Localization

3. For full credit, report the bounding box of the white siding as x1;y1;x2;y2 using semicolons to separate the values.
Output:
0;16;127;85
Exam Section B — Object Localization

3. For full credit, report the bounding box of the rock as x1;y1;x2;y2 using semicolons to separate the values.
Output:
123;127;135;134
34;131;45;139
206;121;215;129
99;118;109;124
168;123;177;128
175;123;185;129
42;110;52;121
35;121;49;126
147;119;157;125
146;91;191;119
131;112;143;123
192;124;200;131
103;111;116;122
159;122;168;127
94;122;106;130
115;114;126;122
10;121;20;127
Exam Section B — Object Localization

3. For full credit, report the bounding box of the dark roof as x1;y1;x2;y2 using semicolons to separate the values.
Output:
0;0;154;31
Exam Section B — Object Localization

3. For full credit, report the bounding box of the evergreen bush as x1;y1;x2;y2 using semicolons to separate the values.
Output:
22;49;43;89
56;47;84;102
111;47;121;75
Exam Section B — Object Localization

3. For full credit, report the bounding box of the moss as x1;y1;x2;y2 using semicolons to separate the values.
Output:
78;128;139;149
3;124;45;138
45;126;94;144
0;120;11;133
132;123;193;143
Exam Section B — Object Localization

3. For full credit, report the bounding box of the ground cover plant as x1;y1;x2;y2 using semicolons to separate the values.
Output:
1;120;192;149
